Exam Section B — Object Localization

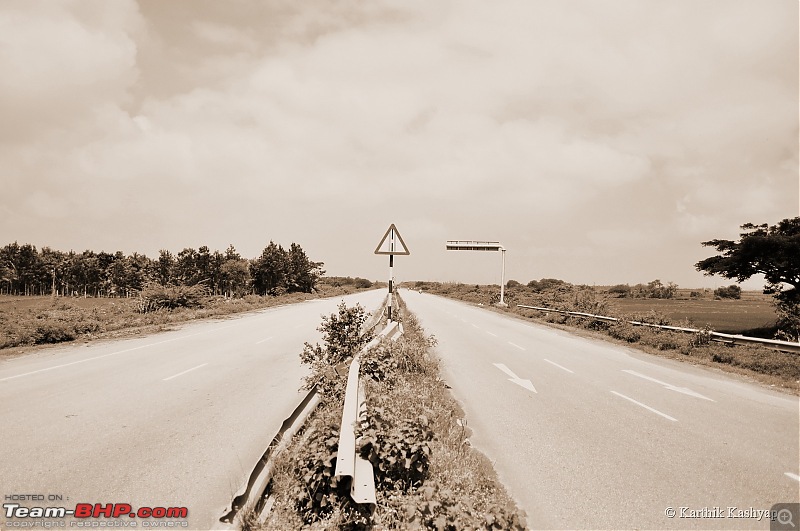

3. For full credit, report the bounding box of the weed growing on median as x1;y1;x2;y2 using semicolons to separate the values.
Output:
299;302;373;401
261;296;527;530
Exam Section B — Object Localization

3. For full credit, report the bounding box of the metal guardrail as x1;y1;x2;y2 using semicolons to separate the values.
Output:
217;296;393;528
215;389;322;528
335;320;403;508
517;305;800;354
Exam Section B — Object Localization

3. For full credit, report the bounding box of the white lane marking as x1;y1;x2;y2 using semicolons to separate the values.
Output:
543;358;574;373
611;391;677;422
507;341;525;351
0;322;247;383
622;370;714;401
786;472;800;482
163;363;208;382
493;363;537;393
471;323;480;329
486;331;498;337
256;337;274;344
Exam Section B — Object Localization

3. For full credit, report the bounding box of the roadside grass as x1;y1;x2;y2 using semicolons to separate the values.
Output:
0;283;371;355
259;296;527;530
411;283;799;394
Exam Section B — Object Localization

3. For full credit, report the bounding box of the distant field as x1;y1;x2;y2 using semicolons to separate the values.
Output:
607;292;778;335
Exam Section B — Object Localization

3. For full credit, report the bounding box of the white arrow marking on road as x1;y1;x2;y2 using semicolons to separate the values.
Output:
493;363;537;393
622;370;714;401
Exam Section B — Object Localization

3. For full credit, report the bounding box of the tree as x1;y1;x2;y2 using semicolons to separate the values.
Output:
714;285;741;300
287;243;322;293
250;242;289;295
220;259;250;297
156;250;175;286
696;217;800;339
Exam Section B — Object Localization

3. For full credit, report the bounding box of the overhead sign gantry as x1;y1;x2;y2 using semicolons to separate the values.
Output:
445;240;507;306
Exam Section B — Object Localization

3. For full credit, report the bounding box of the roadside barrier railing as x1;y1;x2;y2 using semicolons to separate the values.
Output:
217;295;393;528
517;304;800;354
335;318;403;508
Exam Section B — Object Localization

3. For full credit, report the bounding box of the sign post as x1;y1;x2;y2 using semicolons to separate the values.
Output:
375;224;410;321
445;240;507;306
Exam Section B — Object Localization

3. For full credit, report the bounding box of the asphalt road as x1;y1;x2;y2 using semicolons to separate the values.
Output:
0;289;385;529
401;289;800;530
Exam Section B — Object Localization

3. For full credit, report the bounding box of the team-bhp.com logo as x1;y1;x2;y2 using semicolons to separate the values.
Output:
4;503;188;519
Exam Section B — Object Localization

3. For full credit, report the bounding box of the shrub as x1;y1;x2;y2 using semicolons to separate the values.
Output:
607;284;632;298
527;278;568;291
286;413;349;524
353;277;373;289
609;321;641;343
711;350;735;364
299;302;373;400
407;479;526;531
714;285;742;299
628;310;671;326
632;279;678;299
357;403;434;491
137;282;208;312
33;322;76;344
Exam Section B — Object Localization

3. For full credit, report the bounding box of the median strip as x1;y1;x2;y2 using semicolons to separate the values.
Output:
257;297;528;529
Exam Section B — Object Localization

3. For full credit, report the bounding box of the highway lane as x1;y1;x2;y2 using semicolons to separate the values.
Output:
0;289;385;529
401;289;800;529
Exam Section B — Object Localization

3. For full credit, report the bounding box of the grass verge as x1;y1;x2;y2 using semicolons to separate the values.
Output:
0;283;372;356
257;296;527;530
411;282;800;394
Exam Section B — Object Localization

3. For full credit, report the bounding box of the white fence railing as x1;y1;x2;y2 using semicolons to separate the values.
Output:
517;305;800;354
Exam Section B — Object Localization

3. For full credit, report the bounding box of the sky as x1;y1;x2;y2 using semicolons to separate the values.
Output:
1;0;797;289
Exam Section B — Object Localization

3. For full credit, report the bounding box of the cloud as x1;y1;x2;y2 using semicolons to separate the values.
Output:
0;0;142;141
0;0;796;287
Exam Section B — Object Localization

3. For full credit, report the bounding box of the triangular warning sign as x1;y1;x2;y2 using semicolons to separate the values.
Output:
374;224;410;255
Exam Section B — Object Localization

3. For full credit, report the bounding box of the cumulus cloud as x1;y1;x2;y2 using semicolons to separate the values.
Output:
0;0;796;286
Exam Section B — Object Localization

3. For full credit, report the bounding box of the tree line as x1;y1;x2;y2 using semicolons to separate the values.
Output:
0;241;324;298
